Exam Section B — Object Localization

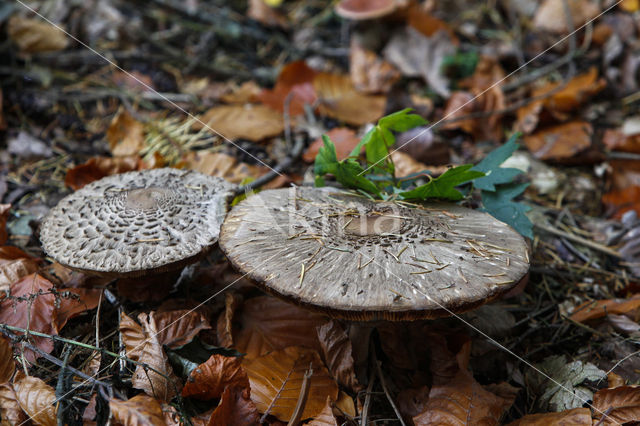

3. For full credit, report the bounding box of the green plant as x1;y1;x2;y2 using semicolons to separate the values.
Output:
314;109;533;238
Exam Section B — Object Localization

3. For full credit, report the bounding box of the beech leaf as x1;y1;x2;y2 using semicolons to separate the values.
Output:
109;394;166;426
13;376;57;426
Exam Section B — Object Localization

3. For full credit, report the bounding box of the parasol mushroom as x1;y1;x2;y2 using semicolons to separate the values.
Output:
219;186;530;321
40;168;237;278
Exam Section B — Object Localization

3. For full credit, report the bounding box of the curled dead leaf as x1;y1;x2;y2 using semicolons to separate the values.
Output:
570;296;640;323
64;156;139;190
197;104;284;142
0;383;26;425
109;394;166;425
206;385;260;426
243;346;339;422
151;309;212;349
592;385;640;425
106;109;145;157
350;39;400;94
316;320;361;392
257;61;318;116
13;376;57;426
524;121;593;162
8;16;69;54
182;354;249;400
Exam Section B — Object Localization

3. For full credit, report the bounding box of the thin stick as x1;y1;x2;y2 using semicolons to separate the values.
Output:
374;356;407;426
287;364;313;426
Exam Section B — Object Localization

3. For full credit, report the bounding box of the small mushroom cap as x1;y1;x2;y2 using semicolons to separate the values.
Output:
335;0;396;20
219;187;530;321
41;168;237;277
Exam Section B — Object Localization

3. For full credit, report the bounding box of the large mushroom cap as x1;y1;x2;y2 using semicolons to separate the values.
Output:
41;168;237;277
220;187;530;321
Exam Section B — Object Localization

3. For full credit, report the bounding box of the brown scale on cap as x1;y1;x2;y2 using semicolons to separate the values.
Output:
40;168;237;277
219;187;530;321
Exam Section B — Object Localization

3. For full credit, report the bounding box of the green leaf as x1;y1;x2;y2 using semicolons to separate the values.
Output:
364;128;391;174
481;182;533;239
335;159;381;198
314;135;338;176
378;108;428;132
349;127;374;157
472;133;522;191
400;164;484;201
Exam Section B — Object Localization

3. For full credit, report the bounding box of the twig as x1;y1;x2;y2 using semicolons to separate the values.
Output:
534;222;622;259
360;367;376;426
374;356;406;426
287;364;313;426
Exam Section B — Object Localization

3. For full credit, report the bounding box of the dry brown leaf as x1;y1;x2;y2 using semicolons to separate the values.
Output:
592;385;640;425
316;321;361;392
183;151;268;184
55;288;102;332
303;128;360;163
257;61;318;116
307;396;338;426
390;151;431;178
221;81;263;104
0;258;40;294
506;407;591;425
516;68;606;133
107;109;146;157
0;273;57;362
198;104;284;142
8;16;69;54
314;72;386;126
413;370;512;425
0;205;10;246
533;0;600;33
13;376;57;426
620;0;640;12
120;312;146;362
247;0;289;28
132;312;181;401
407;2;458;41
233;295;327;359
0;337;14;383
243;346;339;422
396;386;430;421
0;383;26;425
603;129;640;154
350;39;400;94
206;385;260;426
152;309;211;349
608;372;626;388
334;391;356;417
570;296;640;323
64;156;139;190
109;394;166;426
111;70;154;93
216;292;242;348
524;121;592;162
182;354;249;400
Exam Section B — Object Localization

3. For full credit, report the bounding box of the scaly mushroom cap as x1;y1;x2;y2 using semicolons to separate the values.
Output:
41;168;237;277
219;187;530;321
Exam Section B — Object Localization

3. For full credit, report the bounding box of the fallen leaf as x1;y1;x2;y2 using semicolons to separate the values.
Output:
0;383;26;425
413;369;512;425
608;372;626;388
603;128;640;154
119;312;146;361
516;68;606;133
183;151;268;184
570;296;640;322
243;346;339;422
316;320;361;392
54;287;103;332
13;376;57;426
303;128;360;163
307;396;338;426
407;2;458;40
391;151;431;178
0;205;11;246
197;104;284;142
106;109;146;156
350;39;400;94
232;295;327;359
334;390;356;417
524;121;592;162
111;70;154;93
182;354;249;400
506;407;592;425
384;26;455;97
0;257;40;294
247;0;289;28
396;386;430;422
216;292;242;348
109;394;166;425
152;309;212;349
64;156;139;190
620;0;640;11
0;273;57;362
314;72;387;125
8;16;69;54
221;81;263;104
257;61;318;116
131;312;182;401
592;385;640;425
533;0;600;33
206;385;260;426
0;337;14;383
